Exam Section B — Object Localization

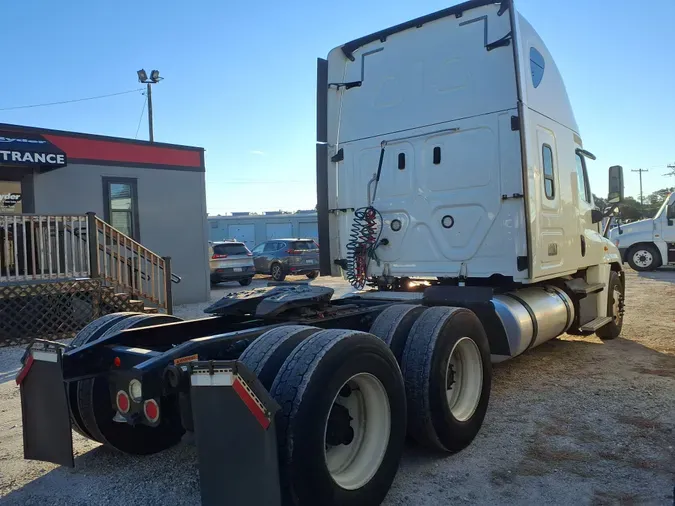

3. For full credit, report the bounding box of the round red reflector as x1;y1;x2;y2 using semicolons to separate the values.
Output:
144;399;159;423
113;357;121;367
116;391;130;413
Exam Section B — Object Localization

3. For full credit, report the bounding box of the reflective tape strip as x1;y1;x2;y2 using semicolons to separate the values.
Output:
232;376;270;430
15;355;34;385
190;369;234;387
32;350;58;362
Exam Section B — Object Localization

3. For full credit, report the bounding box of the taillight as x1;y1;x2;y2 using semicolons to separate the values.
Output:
212;254;228;259
116;390;130;414
144;399;160;423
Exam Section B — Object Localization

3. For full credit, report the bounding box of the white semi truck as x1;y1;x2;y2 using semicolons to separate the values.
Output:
609;192;675;271
18;1;626;506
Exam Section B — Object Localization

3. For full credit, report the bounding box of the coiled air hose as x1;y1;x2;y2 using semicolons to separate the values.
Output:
345;207;382;290
345;144;386;290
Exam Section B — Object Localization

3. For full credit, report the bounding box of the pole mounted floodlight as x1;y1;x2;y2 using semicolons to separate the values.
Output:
136;68;164;142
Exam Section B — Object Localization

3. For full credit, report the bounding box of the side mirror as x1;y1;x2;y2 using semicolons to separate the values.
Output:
591;209;603;224
607;165;624;204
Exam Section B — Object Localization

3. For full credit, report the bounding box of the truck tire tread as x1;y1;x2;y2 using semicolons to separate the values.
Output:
270;329;406;506
401;306;492;453
238;325;320;390
369;304;427;364
77;314;185;453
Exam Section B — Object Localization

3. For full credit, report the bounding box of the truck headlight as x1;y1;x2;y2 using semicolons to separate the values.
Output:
129;379;143;402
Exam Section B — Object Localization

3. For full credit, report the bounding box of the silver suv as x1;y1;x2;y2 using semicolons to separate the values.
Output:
209;241;256;286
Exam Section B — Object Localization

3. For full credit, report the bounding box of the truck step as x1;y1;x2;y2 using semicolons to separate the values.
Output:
580;316;613;332
565;279;605;295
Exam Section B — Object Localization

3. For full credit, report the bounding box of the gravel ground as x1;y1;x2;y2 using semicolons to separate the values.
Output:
1;270;674;505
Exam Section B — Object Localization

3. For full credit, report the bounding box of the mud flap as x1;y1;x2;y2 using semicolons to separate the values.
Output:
189;360;281;506
18;341;74;468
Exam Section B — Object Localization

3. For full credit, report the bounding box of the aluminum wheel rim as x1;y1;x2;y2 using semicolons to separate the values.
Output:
272;265;281;278
633;250;653;268
324;373;391;491
446;337;483;422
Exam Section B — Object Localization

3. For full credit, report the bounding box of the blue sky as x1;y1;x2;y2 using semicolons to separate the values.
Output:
2;0;673;214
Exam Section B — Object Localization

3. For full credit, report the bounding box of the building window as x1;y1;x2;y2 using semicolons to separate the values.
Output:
530;47;545;88
103;177;139;240
542;144;555;200
575;153;591;203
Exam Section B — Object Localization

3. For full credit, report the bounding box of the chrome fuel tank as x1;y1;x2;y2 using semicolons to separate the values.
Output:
492;286;574;361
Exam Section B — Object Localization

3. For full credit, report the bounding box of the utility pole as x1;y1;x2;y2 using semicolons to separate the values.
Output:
136;69;163;143
666;163;675;184
632;168;648;216
146;83;154;142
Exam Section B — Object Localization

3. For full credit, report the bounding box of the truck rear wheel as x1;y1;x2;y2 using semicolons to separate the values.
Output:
401;306;491;453
67;312;143;439
369;304;426;364
238;325;320;390
270;329;406;506
77;314;186;454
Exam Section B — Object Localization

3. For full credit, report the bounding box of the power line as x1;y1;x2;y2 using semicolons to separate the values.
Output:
134;95;148;139
0;88;144;111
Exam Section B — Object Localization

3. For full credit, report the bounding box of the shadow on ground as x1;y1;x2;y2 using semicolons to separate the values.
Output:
638;265;675;284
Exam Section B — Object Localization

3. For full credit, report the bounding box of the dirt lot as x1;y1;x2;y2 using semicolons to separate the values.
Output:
0;270;673;505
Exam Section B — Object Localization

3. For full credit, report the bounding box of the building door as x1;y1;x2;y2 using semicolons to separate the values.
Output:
103;177;140;240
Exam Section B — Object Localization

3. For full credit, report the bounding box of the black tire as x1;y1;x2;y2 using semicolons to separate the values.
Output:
401;306;492;453
626;244;660;271
369;304;427;364
239;277;253;287
77;314;186;454
306;271;319;280
271;263;286;282
270;329;406;506
68;312;141;439
238;325;320;390
596;271;625;340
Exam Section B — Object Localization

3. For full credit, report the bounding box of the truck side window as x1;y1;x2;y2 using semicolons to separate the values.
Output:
575;153;591;203
668;203;675;220
542;144;555;199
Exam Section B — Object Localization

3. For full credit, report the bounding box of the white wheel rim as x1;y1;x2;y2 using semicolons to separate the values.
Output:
446;337;483;422
324;373;391;490
633;250;653;268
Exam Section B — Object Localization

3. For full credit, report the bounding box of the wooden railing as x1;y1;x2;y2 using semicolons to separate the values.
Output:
93;215;172;313
0;212;174;313
0;214;90;282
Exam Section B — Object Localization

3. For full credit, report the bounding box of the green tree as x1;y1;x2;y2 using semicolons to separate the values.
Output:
618;196;642;221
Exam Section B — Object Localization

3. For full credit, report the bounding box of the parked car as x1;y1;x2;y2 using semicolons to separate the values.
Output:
208;241;255;286
250;238;319;281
